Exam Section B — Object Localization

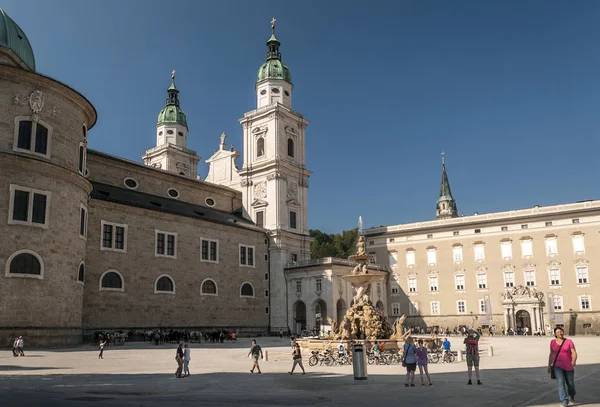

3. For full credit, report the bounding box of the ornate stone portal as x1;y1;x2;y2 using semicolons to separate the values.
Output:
502;285;545;332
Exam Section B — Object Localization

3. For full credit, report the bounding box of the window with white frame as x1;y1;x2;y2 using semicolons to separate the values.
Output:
369;252;377;264
255;210;264;228
79;204;87;238
521;239;533;257
550;268;561;286
389;252;398;268
429;275;438;291
316;278;322;292
453;246;463;263
479;298;486;314
295;280;302;294
101;221;127;252
553;295;563;310
409;301;419;316
155;231;177;258
201;238;219;263
291;253;298;263
78;142;87;175
426;248;437;265
391;302;400;316
14;117;52;157
477;273;487;289
430;301;440;315
572;234;585;254
545;238;558;256
580;295;591;310
455;274;465;290
391;282;400;295
504;272;515;287
524;270;536;287
406;250;416;267
474;244;485;261
8;185;50;228
408;277;417;292
239;245;255;267
576;266;589;284
501;241;512;259
457;300;466;314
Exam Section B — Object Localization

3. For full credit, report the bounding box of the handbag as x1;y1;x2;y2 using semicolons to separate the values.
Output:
550;340;566;380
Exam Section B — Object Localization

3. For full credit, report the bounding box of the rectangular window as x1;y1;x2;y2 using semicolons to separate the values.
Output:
9;185;50;228
501;242;512;259
572;218;580;224
201;238;219;262
79;205;87;238
256;211;264;228
453;246;463;263
550;269;561;286
427;234;433;239
479;299;486;314
316;278;322;292
389;238;395;242
264;253;269;262
501;226;508;231
426;249;436;265
264;289;269;297
265;306;269;315
17;120;32;150
572;235;585;254
453;231;459;236
521;240;533;257
240;245;255;267
291;253;298;263
504;272;515;287
431;301;440;315
455;274;465;290
521;224;528;229
474;229;481;234
389;252;398;268
391;283;400;295
392;303;400;316
553;296;563;310
474;245;485;261
265;272;269;281
429;276;438;291
155;231;176;258
289;211;297;229
457;300;466;314
15;120;50;156
100;221;127;252
295;280;302;294
545;221;553;227
546;239;558;256
577;267;589;284
409;301;419;316
406;251;415;267
34;125;48;154
408;277;417;293
580;296;590;310
477;274;487;289
525;270;536;287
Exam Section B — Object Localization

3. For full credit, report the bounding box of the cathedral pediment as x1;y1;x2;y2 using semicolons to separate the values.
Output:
251;199;268;208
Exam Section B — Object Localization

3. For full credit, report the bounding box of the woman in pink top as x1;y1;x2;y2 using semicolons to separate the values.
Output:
547;326;577;407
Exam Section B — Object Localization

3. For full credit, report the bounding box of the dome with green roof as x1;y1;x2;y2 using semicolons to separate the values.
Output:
257;24;292;84
0;8;35;71
157;75;187;127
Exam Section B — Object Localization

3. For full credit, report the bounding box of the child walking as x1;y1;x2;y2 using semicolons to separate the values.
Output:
416;339;432;386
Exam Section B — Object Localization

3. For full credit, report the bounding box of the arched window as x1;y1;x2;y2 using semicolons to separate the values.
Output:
77;262;85;284
201;278;218;296
287;138;294;157
240;282;255;298
99;270;124;292
257;138;265;157
155;275;175;294
6;250;43;278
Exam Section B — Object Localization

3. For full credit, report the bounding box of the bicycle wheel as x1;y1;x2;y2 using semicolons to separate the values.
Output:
384;355;393;365
429;352;440;363
448;353;455;363
367;356;375;365
309;356;318;367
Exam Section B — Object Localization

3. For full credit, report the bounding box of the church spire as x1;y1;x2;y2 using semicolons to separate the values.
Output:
266;17;281;61
436;152;458;219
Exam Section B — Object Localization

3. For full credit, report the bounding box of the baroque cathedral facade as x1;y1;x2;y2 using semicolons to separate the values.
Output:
0;10;309;345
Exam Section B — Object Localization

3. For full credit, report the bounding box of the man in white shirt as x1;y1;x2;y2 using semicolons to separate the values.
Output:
183;343;191;377
17;336;24;356
337;341;345;358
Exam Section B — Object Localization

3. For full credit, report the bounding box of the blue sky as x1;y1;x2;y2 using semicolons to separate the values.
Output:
5;1;600;233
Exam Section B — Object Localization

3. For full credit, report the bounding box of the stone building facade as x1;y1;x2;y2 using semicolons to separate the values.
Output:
364;159;600;335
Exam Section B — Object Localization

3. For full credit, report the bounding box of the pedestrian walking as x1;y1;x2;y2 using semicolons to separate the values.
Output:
175;343;184;378
12;337;19;357
279;328;283;339
248;339;263;374
416;339;432;386
289;342;306;375
98;339;105;359
183;343;191;377
403;337;418;387
464;329;482;385
548;326;577;407
17;336;24;356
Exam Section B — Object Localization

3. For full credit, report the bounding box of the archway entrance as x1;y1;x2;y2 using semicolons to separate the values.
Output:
294;301;306;334
314;299;327;333
515;310;531;332
336;299;347;324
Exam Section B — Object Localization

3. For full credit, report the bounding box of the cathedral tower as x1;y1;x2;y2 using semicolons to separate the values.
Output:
142;71;200;178
436;153;458;219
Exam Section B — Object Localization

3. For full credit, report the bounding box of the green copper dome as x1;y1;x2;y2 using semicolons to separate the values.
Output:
0;9;35;71
257;26;291;84
157;75;187;127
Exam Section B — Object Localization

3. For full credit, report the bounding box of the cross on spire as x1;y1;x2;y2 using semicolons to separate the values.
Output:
271;17;276;31
171;69;176;80
441;151;445;165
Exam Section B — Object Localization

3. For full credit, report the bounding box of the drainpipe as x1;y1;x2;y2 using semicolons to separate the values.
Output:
267;232;272;335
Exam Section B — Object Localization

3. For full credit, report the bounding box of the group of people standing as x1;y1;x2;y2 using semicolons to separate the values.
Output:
11;336;24;357
174;343;192;378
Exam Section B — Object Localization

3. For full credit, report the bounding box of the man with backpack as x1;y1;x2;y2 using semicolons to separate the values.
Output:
464;329;482;385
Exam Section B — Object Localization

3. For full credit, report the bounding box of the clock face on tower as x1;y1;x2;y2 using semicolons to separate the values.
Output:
254;181;267;199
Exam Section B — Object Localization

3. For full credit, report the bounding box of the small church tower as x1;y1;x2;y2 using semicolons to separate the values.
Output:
143;71;200;178
436;153;458;219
